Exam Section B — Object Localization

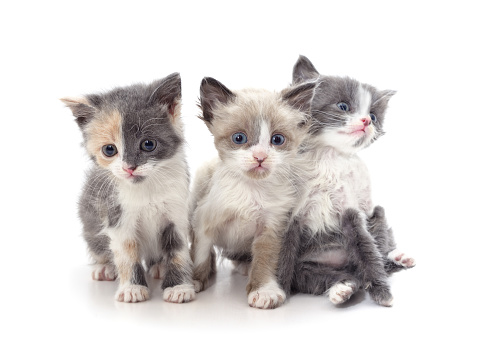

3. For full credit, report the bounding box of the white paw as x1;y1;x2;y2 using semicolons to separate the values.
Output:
148;262;165;279
327;280;357;305
92;264;116;281
388;249;416;268
248;284;286;309
163;284;196;303
115;285;149;303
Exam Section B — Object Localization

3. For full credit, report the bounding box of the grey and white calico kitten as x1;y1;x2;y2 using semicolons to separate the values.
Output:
278;56;415;306
190;77;316;309
61;73;195;303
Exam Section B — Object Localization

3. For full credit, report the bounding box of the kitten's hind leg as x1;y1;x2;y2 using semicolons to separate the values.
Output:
387;249;416;268
367;206;416;273
342;209;393;307
147;259;166;279
326;280;357;305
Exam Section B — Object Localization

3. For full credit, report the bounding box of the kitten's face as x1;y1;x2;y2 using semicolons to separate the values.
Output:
200;78;316;180
62;73;183;184
293;56;395;154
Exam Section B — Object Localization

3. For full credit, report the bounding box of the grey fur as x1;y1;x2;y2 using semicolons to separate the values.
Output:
64;73;194;302
276;56;410;306
131;263;148;287
160;223;193;290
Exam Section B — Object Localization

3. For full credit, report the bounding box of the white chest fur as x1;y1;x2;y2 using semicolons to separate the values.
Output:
195;166;297;252
298;147;373;233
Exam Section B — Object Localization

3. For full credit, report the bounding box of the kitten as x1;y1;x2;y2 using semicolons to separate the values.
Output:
190;77;316;309
61;73;195;303
278;56;415;306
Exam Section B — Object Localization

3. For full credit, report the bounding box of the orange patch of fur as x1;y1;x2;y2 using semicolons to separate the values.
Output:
86;110;123;168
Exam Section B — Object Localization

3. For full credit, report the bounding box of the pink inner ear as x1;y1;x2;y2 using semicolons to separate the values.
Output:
168;101;178;118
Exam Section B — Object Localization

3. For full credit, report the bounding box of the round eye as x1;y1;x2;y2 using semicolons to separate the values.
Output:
271;134;285;145
370;113;377;122
337;102;350;112
102;144;118;157
141;139;157;152
232;132;247;144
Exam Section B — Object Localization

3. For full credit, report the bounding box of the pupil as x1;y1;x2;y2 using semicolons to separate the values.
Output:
236;135;243;142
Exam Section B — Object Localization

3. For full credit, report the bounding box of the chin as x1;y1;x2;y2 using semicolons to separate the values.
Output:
246;167;271;180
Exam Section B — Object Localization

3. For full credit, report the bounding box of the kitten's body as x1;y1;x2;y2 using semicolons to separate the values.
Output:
279;56;415;306
63;73;195;303
191;78;316;309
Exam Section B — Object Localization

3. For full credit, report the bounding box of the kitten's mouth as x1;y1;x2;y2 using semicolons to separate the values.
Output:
247;164;270;178
125;174;145;182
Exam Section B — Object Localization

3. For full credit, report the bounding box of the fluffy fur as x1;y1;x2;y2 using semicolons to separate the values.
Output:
278;56;415;307
190;77;316;309
62;73;195;303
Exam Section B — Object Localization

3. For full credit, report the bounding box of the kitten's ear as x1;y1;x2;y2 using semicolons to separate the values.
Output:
199;77;235;123
375;90;397;105
150;72;182;117
282;81;317;114
293;55;320;84
60;96;96;129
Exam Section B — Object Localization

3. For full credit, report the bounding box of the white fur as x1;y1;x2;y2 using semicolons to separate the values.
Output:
326;280;357;305
163;284;196;303
388;249;416;268
247;279;286;309
115;284;150;303
91;263;116;281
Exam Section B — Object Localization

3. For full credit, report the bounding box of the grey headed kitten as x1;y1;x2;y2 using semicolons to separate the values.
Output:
61;73;196;303
278;56;415;307
190;77;316;309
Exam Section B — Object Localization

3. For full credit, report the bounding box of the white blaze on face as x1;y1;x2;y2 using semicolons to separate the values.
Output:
357;84;372;117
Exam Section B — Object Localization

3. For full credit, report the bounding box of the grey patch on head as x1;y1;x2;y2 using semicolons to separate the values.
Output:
130;263;148;287
291;56;396;139
199;77;236;124
281;81;317;115
292;55;320;84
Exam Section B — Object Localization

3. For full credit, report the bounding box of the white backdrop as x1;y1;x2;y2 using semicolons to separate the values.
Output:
1;1;490;350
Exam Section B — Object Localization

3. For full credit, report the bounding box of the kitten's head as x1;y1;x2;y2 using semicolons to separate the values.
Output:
293;55;396;154
199;77;316;180
62;72;183;183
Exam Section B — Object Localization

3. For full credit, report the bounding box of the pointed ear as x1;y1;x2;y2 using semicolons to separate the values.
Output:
293;55;319;84
199;77;235;123
60;96;96;129
282;81;317;114
374;90;397;105
150;72;182;117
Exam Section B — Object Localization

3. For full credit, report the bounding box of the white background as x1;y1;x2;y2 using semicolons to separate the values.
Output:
1;1;490;349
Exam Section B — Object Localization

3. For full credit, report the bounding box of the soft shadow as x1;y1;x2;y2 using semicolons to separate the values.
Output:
334;289;366;309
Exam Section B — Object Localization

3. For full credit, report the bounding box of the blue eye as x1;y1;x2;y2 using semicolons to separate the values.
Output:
370;113;377;122
102;144;117;157
232;132;247;144
337;102;350;112
141;139;157;151
271;134;285;145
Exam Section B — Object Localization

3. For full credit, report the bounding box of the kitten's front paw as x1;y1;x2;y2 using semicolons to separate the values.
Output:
326;280;357;305
115;285;150;303
247;285;286;309
388;249;416;268
92;264;117;281
163;284;196;303
369;284;393;307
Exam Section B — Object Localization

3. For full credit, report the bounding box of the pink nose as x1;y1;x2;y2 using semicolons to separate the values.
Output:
123;165;136;175
253;151;268;164
361;117;371;126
